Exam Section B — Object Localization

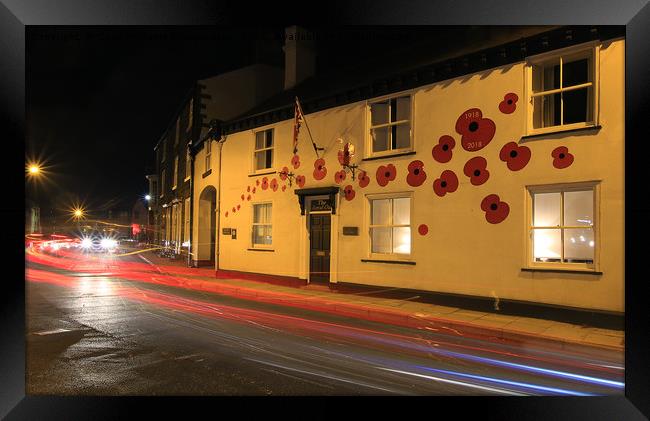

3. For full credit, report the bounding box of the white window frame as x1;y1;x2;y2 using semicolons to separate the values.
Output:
252;128;274;173
525;42;600;136
366;192;413;260
185;148;191;181
365;93;415;158
205;140;212;173
172;156;178;190
251;201;273;249
525;181;600;272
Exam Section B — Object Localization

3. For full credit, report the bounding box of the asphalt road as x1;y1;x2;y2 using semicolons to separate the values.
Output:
25;247;624;396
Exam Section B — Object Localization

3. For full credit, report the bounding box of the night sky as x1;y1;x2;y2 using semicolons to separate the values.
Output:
25;26;514;217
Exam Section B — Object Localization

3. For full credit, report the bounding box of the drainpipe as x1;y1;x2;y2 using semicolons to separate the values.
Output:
215;133;226;275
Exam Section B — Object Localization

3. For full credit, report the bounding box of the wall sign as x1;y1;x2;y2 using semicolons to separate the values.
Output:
342;226;359;236
231;229;237;239
310;198;332;212
222;228;231;235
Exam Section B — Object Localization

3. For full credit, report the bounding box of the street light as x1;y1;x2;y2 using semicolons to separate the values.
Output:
145;194;151;201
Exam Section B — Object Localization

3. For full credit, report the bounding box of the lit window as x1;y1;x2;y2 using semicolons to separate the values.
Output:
252;203;272;247
185;148;191;180
369;196;411;256
172;156;178;189
528;45;597;133
369;95;412;155
205;140;212;173
253;129;274;171
529;185;596;266
184;198;190;245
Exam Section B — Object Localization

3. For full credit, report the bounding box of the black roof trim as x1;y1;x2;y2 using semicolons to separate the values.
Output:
221;25;624;136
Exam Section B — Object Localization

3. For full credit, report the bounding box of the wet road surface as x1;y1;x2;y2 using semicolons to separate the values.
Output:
26;247;624;395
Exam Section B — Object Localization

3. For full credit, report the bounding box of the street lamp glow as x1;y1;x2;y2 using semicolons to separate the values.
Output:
74;209;83;217
29;165;40;174
145;195;151;201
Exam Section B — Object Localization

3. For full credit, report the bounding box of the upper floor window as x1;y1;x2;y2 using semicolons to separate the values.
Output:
205;140;212;173
172;156;178;189
369;95;412;155
185;148;191;180
254;129;274;171
527;44;598;134
528;183;597;269
252;202;272;247
369;195;411;256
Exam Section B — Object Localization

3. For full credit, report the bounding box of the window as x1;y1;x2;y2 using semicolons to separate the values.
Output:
528;45;597;133
187;98;194;133
183;198;190;246
369;196;411;256
369;95;412;155
172;156;178;189
205;140;212;173
252;203;272;247
529;184;596;266
160;169;166;196
185;148;191;180
253;129;274;171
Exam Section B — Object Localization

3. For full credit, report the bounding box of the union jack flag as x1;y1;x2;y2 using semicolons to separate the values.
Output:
293;97;303;155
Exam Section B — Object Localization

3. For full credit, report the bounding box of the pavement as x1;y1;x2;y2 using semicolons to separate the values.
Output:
137;250;624;354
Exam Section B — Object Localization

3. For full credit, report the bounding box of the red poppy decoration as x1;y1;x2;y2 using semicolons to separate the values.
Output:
432;135;456;163
237;204;241;210
252;187;256;194
232;207;236;213
247;194;251;201
455;108;496;152
279;166;289;181
499;142;531;171
358;170;370;188
418;224;429;236
225;211;228;217
463;156;490;186
551;146;574;169
291;154;301;169
241;194;245;201
499;93;519;114
256;179;260;186
376;164;397;187
296;175;306;188
313;158;327;180
281;185;286;192
338;145;352;166
433;170;459;197
343;185;356;201
481;194;510;224
406;160;427;187
247;186;251;192
261;177;269;190
334;170;346;184
270;178;278;192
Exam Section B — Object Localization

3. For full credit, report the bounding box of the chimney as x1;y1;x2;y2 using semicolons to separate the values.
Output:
283;26;315;90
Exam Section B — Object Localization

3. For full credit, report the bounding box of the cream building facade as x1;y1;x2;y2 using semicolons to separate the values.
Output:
191;29;624;313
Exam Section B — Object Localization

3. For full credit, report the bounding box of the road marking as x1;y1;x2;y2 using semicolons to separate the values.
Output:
33;328;73;336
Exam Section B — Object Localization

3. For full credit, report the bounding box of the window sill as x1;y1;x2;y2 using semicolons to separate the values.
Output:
521;125;602;141
361;259;415;265
362;151;416;162
248;248;274;252
248;170;276;177
184;177;190;182
521;267;602;275
202;169;212;178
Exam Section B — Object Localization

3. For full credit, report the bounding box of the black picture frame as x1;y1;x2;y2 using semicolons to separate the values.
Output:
3;0;649;419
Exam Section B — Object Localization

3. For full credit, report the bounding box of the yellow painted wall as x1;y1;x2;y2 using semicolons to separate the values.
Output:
207;38;624;312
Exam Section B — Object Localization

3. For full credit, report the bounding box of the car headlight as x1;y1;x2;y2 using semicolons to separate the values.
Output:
81;238;92;248
100;238;117;249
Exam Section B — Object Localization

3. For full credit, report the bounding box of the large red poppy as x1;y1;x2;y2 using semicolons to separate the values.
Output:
296;175;306;188
313;158;327;180
334;170;346;184
343;185;356;201
376;164;397;187
432;135;456;163
406;160;427;187
499;142;531;171
279;166;289;181
261;177;269;190
455;108;496;152
551;146;574;169
433;170;459;197
270;178;278;192
418;224;429;236
480;194;510;224
291;154;301;169
463;156;490;186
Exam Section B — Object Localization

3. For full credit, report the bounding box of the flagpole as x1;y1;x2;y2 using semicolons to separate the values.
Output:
296;97;322;158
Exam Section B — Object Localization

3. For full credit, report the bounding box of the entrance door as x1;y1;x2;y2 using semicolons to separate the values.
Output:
309;214;331;283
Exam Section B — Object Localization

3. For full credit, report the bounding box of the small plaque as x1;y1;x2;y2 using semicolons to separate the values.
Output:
342;226;359;236
231;229;237;239
222;228;231;235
